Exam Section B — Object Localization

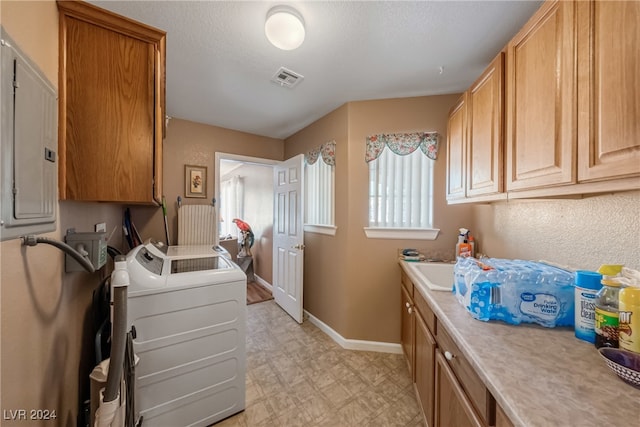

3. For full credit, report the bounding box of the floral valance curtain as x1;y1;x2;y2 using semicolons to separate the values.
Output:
306;140;336;166
365;132;439;163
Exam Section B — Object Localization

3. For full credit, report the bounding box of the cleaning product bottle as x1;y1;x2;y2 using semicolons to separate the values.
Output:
468;234;475;258
594;264;624;349
618;267;640;354
573;270;602;343
456;228;472;258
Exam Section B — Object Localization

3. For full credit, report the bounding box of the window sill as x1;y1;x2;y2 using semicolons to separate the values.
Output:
363;227;440;240
304;224;337;236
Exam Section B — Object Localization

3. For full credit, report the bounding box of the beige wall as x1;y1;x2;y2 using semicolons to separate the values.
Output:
129;118;283;248
285;105;351;337
473;191;640;271
1;3;125;426
285;96;474;343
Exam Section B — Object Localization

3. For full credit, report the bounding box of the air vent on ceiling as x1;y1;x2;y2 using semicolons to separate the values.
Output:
271;67;304;88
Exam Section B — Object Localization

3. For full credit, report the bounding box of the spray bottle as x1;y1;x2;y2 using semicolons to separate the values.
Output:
456;228;472;258
618;267;640;354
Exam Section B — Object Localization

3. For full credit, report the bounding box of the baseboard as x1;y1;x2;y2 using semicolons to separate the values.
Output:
253;278;401;354
304;310;403;354
254;274;272;291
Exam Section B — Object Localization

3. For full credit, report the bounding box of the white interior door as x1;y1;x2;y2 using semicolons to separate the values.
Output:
272;154;304;323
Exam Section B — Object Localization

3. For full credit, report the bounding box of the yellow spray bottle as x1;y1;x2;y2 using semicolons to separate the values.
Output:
618;267;640;354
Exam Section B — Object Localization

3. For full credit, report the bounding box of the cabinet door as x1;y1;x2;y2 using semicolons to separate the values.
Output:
401;284;415;378
415;312;436;427
467;53;504;198
446;94;467;200
506;0;576;191
435;352;484;427
496;403;514;427
58;1;165;204
577;0;640;182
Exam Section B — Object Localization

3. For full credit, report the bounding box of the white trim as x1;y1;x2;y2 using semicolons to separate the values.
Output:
304;310;403;354
363;227;440;240
254;274;273;291
304;224;337;236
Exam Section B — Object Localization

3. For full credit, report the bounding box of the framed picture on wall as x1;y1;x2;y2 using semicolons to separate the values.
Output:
185;164;207;198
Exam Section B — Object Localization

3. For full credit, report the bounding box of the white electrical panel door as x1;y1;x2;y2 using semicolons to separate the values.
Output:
1;27;57;241
14;56;57;219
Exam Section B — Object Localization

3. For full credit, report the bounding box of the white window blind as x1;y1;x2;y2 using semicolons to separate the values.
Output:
369;148;433;228
305;159;334;226
219;175;244;237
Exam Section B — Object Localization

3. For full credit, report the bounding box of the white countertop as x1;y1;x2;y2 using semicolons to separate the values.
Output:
399;260;640;427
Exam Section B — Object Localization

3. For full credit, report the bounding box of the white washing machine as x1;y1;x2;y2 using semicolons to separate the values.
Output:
125;241;246;426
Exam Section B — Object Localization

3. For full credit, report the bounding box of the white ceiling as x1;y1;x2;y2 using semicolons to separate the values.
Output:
89;1;542;140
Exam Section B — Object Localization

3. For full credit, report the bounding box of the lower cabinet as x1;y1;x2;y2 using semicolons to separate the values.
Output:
401;271;499;427
415;311;436;427
401;277;415;377
496;403;515;427
435;352;484;427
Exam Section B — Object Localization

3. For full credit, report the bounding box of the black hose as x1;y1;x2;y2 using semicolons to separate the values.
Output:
22;235;95;273
107;245;123;259
103;284;127;403
124;331;136;427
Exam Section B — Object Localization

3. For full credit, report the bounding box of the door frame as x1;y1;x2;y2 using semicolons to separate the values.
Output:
214;152;279;237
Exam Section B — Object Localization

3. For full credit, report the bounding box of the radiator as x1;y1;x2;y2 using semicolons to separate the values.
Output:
177;205;217;245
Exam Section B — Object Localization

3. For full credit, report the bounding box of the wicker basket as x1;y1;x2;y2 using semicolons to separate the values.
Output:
599;348;640;388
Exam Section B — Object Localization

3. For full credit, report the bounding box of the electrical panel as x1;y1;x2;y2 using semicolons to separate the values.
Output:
1;26;57;241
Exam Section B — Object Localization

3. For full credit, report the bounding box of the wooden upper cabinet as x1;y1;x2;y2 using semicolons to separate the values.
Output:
467;53;504;198
577;0;640;183
506;0;576;191
446;94;467;200
447;53;505;204
57;0;165;204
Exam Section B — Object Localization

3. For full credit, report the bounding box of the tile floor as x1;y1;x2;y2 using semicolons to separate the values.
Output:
217;300;425;427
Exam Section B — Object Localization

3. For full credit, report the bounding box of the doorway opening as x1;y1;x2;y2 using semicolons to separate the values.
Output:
215;153;278;304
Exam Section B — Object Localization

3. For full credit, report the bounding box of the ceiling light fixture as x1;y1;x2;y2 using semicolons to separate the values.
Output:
265;5;305;51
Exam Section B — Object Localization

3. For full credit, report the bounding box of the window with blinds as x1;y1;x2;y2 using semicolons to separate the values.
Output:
305;159;334;226
368;148;434;228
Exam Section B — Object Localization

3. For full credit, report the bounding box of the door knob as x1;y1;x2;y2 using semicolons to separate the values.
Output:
293;244;305;250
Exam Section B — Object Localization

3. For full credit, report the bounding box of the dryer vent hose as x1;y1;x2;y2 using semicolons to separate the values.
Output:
104;285;127;402
104;256;129;403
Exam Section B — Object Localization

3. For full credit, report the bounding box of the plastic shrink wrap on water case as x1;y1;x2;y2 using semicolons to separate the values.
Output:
453;257;575;328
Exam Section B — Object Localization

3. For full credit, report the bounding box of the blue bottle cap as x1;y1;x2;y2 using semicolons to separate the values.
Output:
575;270;603;290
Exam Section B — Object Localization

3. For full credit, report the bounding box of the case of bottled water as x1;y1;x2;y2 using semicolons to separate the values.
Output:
453;257;575;328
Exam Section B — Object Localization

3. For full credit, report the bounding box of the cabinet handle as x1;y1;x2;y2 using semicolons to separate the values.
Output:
408;306;413;314
444;350;455;361
405;302;411;308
